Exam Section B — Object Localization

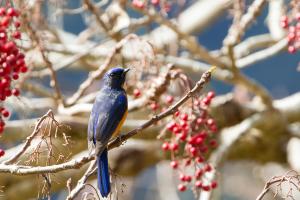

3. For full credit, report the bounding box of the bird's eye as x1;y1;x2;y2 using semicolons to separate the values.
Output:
109;73;117;77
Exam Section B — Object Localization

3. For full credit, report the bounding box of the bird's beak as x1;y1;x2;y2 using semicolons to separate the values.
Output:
124;68;130;74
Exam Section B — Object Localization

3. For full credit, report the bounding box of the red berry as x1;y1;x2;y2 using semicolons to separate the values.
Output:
206;118;215;126
13;31;21;39
12;73;19;80
180;120;188;128
189;147;197;156
210;124;218;132
288;32;296;42
0;96;6;101
195;169;203;179
132;0;145;9
281;21;288;29
17;53;25;59
195;137;204;145
150;102;158;111
1;77;10;87
0;120;5;127
196;156;204;163
179;132;187;141
172;126;181;134
151;0;160;5
185;159;191;166
202;97;211;105
0;149;5;157
288;46;296;54
133;89;141;98
166;121;176;131
177;184;186;192
207;91;215;99
0;32;7;41
289;26;296;33
20;66;28;73
184;175;192;182
202;185;211;191
16;59;25;67
170;161;178;169
204;164;212;172
200;146;208;153
6;54;16;64
195;181;202;188
7;8;17;17
3;41;16;53
179;174;185;181
162;142;169;151
211;181;218;189
2;109;9;118
209;139;218;148
170;143;179;151
199;131;208;139
12;88;20;96
5;89;11;97
196;117;204;125
0;7;6;16
1;16;10;27
174;111;180;117
14;20;21;28
181;113;188;121
166;95;174;104
163;2;171;12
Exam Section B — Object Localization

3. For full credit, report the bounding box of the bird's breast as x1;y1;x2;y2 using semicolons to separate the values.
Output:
111;109;128;138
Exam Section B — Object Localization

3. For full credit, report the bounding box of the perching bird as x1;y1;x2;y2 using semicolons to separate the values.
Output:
88;67;129;197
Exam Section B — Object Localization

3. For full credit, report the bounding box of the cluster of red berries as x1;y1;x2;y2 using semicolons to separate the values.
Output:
0;6;26;158
161;91;218;193
132;0;171;12
280;13;300;54
133;86;219;192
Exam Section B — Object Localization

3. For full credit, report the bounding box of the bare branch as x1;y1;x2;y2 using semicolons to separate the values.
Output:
2;110;54;165
22;14;65;106
137;7;228;68
223;0;267;47
256;171;300;200
66;34;138;106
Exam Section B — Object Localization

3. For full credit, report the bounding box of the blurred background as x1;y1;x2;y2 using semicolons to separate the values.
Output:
0;0;299;199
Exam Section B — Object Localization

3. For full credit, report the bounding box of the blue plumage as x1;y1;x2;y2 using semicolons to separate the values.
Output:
88;67;129;197
98;149;110;197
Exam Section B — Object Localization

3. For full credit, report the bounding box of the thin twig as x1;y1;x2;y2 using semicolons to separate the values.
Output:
66;160;97;200
223;0;267;47
22;14;65;106
83;0;119;40
3;110;54;165
30;42;101;77
256;171;300;200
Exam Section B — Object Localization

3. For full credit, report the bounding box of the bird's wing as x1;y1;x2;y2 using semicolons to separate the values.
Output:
88;91;127;155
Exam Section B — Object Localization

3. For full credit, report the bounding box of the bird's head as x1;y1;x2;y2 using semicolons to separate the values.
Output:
104;67;130;88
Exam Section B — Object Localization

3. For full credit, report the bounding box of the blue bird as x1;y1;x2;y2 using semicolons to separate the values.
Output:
88;67;129;197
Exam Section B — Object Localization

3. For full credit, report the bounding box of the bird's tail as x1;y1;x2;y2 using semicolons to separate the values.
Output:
97;148;110;197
